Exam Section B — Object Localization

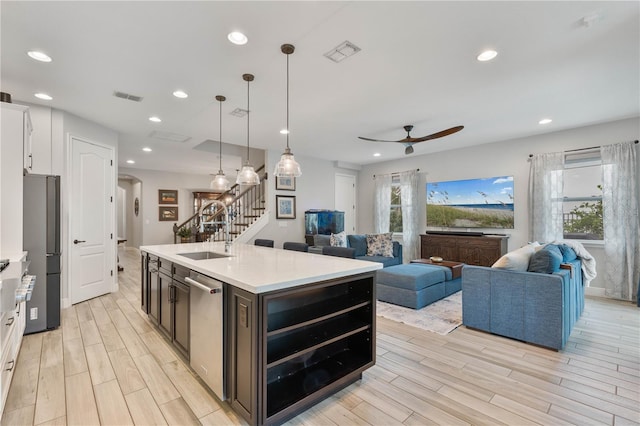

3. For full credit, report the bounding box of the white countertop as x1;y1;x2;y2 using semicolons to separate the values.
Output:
140;242;382;294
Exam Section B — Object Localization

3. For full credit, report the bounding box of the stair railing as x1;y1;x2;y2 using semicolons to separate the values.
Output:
173;165;267;243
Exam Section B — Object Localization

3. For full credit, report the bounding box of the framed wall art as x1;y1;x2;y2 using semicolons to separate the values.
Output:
159;206;178;221
158;189;178;204
275;176;295;191
276;195;296;219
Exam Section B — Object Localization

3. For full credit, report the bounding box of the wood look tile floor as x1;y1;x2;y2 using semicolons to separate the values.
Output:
2;247;639;425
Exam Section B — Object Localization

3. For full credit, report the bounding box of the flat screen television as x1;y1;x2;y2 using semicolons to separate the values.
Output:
426;175;514;229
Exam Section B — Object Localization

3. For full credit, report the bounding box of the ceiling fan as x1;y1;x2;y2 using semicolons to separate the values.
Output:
359;124;464;155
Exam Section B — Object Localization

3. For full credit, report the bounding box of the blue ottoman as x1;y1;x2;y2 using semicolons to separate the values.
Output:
376;264;446;309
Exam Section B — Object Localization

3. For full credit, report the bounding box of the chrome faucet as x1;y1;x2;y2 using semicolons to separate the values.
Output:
199;200;231;253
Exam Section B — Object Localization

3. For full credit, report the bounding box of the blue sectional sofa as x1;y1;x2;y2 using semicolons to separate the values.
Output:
310;234;402;267
462;257;584;350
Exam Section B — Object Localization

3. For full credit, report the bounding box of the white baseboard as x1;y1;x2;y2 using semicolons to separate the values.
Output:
585;286;606;297
61;298;70;309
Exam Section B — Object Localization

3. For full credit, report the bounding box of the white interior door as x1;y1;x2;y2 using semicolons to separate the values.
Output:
70;137;114;304
335;174;356;234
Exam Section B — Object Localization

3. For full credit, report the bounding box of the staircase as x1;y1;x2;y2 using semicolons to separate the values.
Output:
173;166;268;244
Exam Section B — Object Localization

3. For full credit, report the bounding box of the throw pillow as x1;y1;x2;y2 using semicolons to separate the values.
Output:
492;244;535;271
330;231;347;247
558;244;578;262
347;234;368;257
366;233;394;257
313;234;331;247
527;246;562;274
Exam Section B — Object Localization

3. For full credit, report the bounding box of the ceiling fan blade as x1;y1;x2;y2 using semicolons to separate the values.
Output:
357;136;398;143
411;125;464;143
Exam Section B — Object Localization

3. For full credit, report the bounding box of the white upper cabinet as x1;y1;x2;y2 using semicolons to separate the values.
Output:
1;103;30;255
25;105;52;175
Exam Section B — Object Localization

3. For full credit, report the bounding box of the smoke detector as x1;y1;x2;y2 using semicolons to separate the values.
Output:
324;41;361;63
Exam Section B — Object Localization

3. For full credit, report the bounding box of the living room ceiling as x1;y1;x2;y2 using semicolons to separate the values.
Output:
2;1;638;174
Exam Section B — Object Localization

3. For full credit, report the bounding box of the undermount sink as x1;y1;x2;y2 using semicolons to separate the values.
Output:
177;251;230;260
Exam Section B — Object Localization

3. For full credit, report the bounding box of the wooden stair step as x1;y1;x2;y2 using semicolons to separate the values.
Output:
253;207;265;211
243;215;260;218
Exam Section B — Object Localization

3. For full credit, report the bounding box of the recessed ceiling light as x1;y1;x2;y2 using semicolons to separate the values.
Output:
173;90;188;99
373;153;381;157
477;50;498;62
149;116;162;123
27;50;52;62
126;160;135;164
34;93;52;100
539;118;553;125
280;129;289;135
227;31;248;45
142;147;152;152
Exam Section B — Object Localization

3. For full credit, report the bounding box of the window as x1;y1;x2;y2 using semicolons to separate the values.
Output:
390;175;402;232
563;151;603;240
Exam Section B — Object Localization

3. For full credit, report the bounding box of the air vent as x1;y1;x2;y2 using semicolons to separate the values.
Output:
230;108;248;118
148;130;191;143
113;91;143;102
324;41;361;63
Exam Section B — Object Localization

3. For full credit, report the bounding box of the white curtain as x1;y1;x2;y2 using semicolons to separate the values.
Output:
529;152;564;243
601;141;639;301
373;174;391;233
399;170;419;263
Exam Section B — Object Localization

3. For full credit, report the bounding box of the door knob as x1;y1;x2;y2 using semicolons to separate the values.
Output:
73;239;86;244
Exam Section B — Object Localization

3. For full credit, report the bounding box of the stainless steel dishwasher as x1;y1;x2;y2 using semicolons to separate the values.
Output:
185;271;225;400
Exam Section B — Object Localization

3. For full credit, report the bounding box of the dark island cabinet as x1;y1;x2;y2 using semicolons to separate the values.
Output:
141;252;190;359
420;233;508;266
228;272;376;426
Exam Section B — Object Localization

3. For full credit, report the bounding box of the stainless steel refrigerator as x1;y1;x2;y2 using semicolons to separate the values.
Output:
23;174;61;334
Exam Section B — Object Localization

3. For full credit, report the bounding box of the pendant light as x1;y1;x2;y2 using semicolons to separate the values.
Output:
236;73;261;186
210;95;231;191
274;44;302;177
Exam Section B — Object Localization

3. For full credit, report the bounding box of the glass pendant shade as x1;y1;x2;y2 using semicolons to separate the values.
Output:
237;73;260;186
236;162;260;185
211;95;230;191
210;171;230;191
274;147;301;177
274;43;302;178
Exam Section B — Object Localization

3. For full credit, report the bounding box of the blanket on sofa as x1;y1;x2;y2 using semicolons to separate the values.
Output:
553;240;597;286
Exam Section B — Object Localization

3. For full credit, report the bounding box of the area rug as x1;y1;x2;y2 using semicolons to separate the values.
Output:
376;291;462;335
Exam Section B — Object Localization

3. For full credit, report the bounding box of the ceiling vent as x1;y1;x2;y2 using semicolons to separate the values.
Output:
230;108;248;118
148;130;191;143
113;90;143;102
324;41;361;63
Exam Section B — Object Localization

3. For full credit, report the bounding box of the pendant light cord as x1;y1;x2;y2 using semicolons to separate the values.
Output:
286;53;290;150
219;98;223;171
246;78;250;161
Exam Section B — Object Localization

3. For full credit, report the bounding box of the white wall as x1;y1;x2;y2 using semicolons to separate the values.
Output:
250;151;358;248
118;167;212;246
117;179;133;243
358;117;640;291
131;180;143;248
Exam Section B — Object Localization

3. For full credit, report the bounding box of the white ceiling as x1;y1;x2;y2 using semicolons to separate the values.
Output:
2;1;638;175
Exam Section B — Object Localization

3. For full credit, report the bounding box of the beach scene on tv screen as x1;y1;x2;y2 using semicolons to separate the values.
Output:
427;176;514;229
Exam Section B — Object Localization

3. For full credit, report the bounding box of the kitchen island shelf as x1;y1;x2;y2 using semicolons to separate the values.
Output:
266;314;370;366
266;337;372;419
266;277;372;333
267;299;370;336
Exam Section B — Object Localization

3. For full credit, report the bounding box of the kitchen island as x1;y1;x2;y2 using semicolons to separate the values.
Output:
140;242;381;426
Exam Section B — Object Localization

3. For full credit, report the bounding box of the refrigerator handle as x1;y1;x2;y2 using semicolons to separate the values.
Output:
46;176;61;254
